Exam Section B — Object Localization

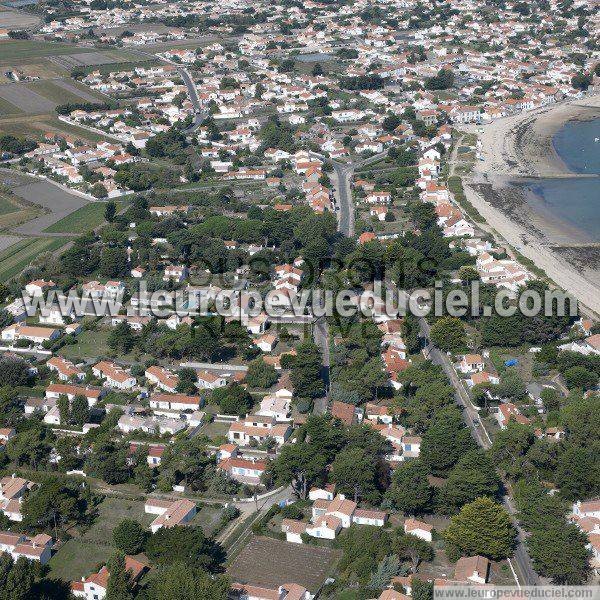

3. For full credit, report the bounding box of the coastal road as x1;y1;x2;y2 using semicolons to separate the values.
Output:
416;313;539;587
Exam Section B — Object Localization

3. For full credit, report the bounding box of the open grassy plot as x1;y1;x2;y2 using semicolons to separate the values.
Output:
0;236;69;282
44;201;125;234
48;538;113;582
191;504;224;536
82;497;154;545
227;535;340;594
197;419;230;442
59;329;111;360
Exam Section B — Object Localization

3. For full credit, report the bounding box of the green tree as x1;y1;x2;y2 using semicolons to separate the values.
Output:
108;321;135;354
290;341;324;398
444;497;516;560
106;552;134;600
563;366;598;390
386;459;432;514
411;579;434;600
211;384;253;416
99;246;128;278
149;563;230;600
271;442;327;499
71;394;90;426
420;406;476;476
335;525;392;584
158;437;211;491
57;394;70;425
145;526;225;571
555;446;600;501
440;449;501;513
429;317;465;351
2;557;35;600
491;422;535;479
331;447;377;503
6;424;53;469
176;368;198;394
105;200;117;222
113;519;147;555
527;522;591;584
245;359;278;389
0;358;31;387
368;554;400;590
394;532;434;571
22;476;88;535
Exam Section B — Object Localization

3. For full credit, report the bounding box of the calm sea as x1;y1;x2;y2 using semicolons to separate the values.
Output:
523;117;600;242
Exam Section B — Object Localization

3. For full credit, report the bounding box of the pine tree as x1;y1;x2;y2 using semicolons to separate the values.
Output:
106;552;134;600
368;554;400;590
444;497;516;561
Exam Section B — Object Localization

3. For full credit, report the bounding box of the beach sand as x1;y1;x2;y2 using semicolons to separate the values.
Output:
458;95;600;316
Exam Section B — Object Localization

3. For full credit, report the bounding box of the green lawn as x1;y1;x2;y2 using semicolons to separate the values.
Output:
48;538;113;582
59;329;111;360
44;201;125;234
0;237;70;282
191;505;224;536
82;497;154;545
197;420;230;443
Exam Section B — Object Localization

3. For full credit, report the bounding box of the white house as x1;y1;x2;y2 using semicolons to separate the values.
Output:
404;518;433;542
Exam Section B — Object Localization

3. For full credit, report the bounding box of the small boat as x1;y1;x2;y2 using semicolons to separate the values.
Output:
595;137;599;142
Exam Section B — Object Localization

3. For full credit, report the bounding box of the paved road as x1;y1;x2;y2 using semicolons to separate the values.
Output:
417;314;539;587
177;67;209;132
312;316;331;414
331;161;355;236
309;152;354;236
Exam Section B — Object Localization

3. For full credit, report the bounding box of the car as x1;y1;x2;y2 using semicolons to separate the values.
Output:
472;418;480;427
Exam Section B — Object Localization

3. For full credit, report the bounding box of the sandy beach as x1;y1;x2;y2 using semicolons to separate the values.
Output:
458;95;600;316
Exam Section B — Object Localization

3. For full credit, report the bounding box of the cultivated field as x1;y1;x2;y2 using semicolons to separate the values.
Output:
0;9;40;30
227;536;340;593
0;40;96;65
0;78;107;116
49;48;150;70
0;82;55;114
9;179;87;235
0;186;43;230
0;236;70;281
44;201;119;234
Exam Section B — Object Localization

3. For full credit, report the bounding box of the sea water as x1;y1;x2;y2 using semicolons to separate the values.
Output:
524;117;600;242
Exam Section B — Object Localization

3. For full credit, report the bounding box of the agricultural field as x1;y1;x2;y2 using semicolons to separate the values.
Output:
0;9;40;30
44;200;125;234
227;536;340;594
0;40;97;65
0;236;70;282
0;188;43;230
0;77;107;116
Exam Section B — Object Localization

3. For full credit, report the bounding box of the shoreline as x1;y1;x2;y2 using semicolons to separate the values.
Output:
459;95;600;316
